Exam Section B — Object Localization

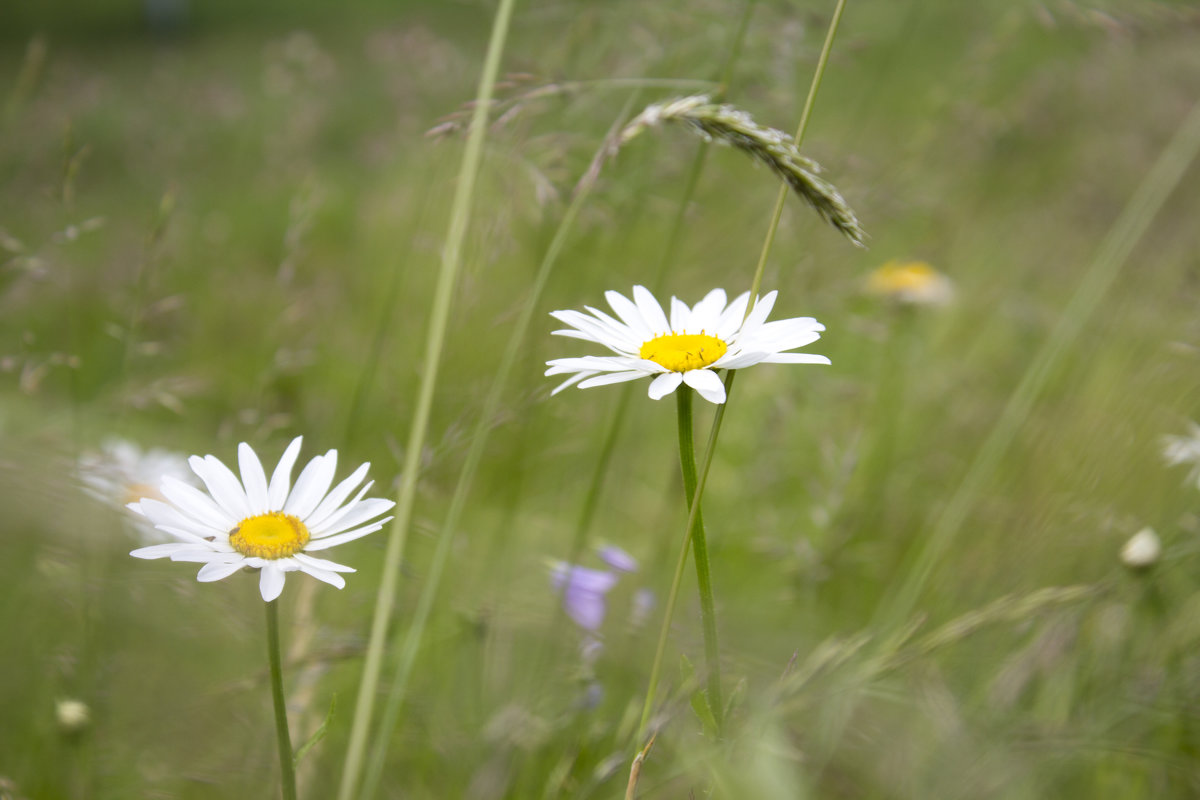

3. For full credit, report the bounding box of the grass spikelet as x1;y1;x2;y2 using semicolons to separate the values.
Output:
616;94;866;247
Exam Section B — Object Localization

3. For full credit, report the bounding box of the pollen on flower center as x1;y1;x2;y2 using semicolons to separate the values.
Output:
639;332;727;372
228;512;310;560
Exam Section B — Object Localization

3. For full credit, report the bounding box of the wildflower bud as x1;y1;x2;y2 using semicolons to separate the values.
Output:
55;698;90;735
1121;528;1161;570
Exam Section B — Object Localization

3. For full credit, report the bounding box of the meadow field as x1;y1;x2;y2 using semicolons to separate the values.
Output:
2;0;1200;797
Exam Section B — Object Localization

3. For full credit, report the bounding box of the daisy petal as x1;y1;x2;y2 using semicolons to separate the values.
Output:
131;542;197;559
190;455;252;520
647;372;684;400
761;353;832;365
267;437;303;511
197;560;246;582
632;285;671;335
294;552;356;573
259;566;286;602
298;564;346;589
284;451;337;520
303;518;392;551
304;462;370;530
312;497;395;537
238;443;270;512
682;369;727;404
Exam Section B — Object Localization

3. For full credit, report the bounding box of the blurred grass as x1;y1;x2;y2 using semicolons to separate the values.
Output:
3;0;1200;797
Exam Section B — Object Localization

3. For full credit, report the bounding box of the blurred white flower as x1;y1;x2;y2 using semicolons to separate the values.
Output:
129;436;395;602
78;439;196;544
55;698;90;734
546;286;829;405
1162;421;1200;488
865;260;954;307
1121;527;1161;570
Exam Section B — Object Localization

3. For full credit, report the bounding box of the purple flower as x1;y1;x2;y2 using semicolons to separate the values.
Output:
597;545;638;572
550;563;618;631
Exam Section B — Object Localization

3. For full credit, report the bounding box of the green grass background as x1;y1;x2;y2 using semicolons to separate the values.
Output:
2;0;1200;797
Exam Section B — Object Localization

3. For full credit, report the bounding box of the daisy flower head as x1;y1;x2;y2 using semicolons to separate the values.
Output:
79;439;197;544
545;285;829;405
865;259;954;307
129;436;395;602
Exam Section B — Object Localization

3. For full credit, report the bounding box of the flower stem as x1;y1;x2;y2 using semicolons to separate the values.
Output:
265;600;297;800
675;388;724;729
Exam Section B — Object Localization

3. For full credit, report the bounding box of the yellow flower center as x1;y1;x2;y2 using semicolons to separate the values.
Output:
228;512;310;560
867;261;939;293
639;332;727;372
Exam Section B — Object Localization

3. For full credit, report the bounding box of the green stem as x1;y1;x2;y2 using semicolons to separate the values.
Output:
336;1;518;797
675;388;724;728
356;90;639;800
265;600;297;800
640;0;851;744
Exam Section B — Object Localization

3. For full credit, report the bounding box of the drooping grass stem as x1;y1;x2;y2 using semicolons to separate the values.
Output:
265;600;297;800
336;1;518;797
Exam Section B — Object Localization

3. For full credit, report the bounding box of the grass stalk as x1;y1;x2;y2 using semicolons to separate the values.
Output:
356;90;641;800
265;600;297;800
335;1;518;797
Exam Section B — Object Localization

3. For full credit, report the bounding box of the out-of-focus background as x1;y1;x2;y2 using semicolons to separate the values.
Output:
3;0;1200;797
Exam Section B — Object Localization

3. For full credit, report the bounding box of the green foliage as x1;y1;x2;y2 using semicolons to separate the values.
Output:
2;1;1200;798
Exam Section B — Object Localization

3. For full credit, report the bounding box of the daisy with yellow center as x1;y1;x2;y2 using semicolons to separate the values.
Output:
129;436;395;602
865;260;954;306
545;285;829;404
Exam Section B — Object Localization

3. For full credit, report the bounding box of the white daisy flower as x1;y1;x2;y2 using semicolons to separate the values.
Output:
545;285;829;404
129;436;395;602
1163;421;1200;489
78;439;197;544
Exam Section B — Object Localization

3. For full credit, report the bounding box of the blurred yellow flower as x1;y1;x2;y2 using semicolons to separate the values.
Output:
866;260;954;306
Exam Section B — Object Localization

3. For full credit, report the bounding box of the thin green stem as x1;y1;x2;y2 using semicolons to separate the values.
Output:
356;90;638;800
336;1;518;797
746;0;848;304
265;600;297;800
675;388;724;728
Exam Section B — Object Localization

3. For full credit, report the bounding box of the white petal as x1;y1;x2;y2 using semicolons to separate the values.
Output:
298;563;346;589
739;291;778;338
647;372;684;400
303;518;391;551
238;443;270;512
577;371;649;390
197;560;246;582
312;497;396;537
267;436;303;511
284;451;337;520
687;288;727;332
550;371;595;395
760;353;832;365
131;542;196;559
136;498;225;541
632;286;671;335
294;552;356;573
305;463;370;530
605;289;653;341
682;369;727;404
159;477;236;530
714;292;752;338
190;455;252;520
669;297;690;331
259;566;286;602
